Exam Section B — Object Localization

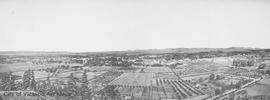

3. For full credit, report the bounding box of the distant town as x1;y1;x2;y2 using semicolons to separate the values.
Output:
1;47;270;100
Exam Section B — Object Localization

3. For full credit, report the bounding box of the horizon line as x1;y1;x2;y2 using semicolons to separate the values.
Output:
0;47;266;53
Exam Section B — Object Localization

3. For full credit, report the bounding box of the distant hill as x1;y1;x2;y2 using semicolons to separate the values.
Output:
0;51;74;56
0;47;266;56
78;47;262;55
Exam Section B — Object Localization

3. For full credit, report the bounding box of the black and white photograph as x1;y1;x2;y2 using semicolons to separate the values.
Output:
0;0;270;100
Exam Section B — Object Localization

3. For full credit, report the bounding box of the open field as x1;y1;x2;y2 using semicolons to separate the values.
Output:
110;77;206;99
86;66;113;71
181;73;211;80
0;63;45;73
108;70;207;99
242;78;270;97
13;71;51;80
143;67;172;73
72;71;107;80
202;57;234;66
109;72;155;87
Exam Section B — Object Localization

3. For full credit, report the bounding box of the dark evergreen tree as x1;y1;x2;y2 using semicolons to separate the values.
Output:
214;88;221;95
81;69;90;100
82;70;88;84
209;74;215;80
266;69;270;76
8;71;16;90
215;75;221;80
68;73;77;96
46;74;51;86
103;85;118;100
30;70;36;90
22;69;31;90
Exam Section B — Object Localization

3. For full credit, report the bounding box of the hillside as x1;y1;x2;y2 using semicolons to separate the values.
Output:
0;47;266;56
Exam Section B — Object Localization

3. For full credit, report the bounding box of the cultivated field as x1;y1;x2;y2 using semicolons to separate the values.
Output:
143;67;172;73
13;71;51;80
0;63;45;73
109;73;155;87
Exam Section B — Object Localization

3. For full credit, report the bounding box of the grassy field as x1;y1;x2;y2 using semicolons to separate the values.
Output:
0;63;46;73
109;72;155;87
181;73;211;80
239;77;270;97
72;71;107;80
54;71;107;80
144;67;172;73
202;57;233;66
1;96;45;100
12;71;51;80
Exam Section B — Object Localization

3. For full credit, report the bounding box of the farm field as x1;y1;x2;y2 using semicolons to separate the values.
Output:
108;71;207;99
13;71;51;80
1;96;45;100
143;67;172;73
110;77;205;99
181;73;211;80
86;66;113;72
72;71;107;80
173;60;230;77
202;57;234;66
0;63;45;73
243;78;270;97
53;70;106;80
155;73;179;80
90;71;123;86
109;72;155;87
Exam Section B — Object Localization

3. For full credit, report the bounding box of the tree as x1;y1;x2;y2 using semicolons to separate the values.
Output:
209;74;215;80
235;81;242;89
258;64;266;69
82;70;88;84
81;70;91;100
199;77;204;82
103;85;118;100
46;74;51;86
215;75;221;80
221;86;226;93
266;69;270;76
22;69;31;90
0;96;3;100
2;71;16;91
68;73;77;96
8;71;16;90
229;93;235;100
214;88;221;95
247;60;255;66
30;70;36;90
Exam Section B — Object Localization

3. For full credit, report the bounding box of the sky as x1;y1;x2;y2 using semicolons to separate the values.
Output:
0;0;270;52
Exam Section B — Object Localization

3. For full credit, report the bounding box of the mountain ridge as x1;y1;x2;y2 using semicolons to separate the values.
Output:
0;47;264;56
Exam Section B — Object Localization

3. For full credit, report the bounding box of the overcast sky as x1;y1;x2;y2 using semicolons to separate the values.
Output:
0;0;270;52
